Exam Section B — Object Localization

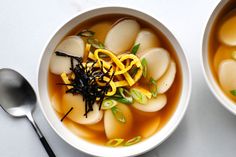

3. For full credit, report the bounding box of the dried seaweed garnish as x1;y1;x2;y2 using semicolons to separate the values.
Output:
55;51;114;117
61;107;74;122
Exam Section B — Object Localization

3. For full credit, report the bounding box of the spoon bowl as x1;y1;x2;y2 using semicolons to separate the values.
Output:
0;69;36;117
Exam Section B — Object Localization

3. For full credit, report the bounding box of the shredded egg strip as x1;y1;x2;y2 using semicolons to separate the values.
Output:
86;47;143;96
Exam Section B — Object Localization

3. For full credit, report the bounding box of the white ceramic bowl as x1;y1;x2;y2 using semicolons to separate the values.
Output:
37;7;191;157
202;0;236;115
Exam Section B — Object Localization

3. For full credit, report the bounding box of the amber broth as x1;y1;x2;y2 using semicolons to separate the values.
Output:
48;14;183;145
208;1;236;102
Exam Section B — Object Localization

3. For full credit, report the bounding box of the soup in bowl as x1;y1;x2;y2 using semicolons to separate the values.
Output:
38;7;191;157
202;0;236;114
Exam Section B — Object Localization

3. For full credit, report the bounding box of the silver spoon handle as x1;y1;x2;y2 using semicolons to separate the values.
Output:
27;113;56;157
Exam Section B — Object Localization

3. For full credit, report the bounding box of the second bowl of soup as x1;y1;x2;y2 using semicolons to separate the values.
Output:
38;7;191;157
202;0;236;114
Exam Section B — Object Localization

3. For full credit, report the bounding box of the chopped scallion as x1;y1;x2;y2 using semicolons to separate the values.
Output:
102;99;117;110
107;88;133;104
106;138;124;147
118;88;133;103
130;66;139;77
119;88;126;97
149;77;158;97
130;88;148;104
230;90;236;96
111;106;126;123
87;38;105;49
124;136;142;146
131;43;140;55
109;96;133;104
77;29;95;37
141;58;148;78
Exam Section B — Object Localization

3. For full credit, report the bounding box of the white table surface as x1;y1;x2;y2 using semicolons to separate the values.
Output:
1;0;236;157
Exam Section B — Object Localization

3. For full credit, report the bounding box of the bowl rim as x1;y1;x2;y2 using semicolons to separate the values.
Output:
37;6;192;157
201;0;236;115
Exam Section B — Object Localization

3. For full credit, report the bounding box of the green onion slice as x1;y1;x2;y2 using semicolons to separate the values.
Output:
118;88;133;103
102;99;117;110
232;51;236;60
131;43;140;55
130;88;148;104
107;88;133;104
119;88;126;98
111;106;126;123
141;58;148;78
77;29;95;37
106;138;124;147
230;90;236;96
124;136;142;146
149;77;158;97
109;96;133;104
130;66;139;77
87;38;105;49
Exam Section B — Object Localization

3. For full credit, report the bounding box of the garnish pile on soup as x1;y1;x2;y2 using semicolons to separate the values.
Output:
48;15;182;147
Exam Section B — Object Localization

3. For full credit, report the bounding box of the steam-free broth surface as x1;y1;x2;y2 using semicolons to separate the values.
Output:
48;14;182;146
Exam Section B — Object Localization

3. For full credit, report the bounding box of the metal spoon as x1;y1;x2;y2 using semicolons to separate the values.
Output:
0;68;56;157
